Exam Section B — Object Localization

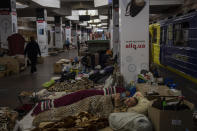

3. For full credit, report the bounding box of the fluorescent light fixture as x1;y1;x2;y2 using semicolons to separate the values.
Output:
97;29;104;32
32;0;60;8
94;19;101;23
72;10;98;16
97;24;102;27
88;19;101;24
79;21;88;26
92;25;96;27
88;20;93;23
99;15;108;20
102;27;108;29
94;0;109;7
66;16;79;21
88;10;98;16
16;2;28;8
101;23;108;26
86;26;92;29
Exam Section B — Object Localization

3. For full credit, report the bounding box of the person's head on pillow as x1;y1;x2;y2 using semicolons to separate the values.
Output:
124;97;138;107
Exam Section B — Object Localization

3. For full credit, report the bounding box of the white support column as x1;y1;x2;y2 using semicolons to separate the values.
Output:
36;8;48;56
65;20;71;44
119;0;149;83
54;16;63;49
0;0;17;49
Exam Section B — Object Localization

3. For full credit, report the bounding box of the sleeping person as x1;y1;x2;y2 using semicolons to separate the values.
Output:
32;89;150;127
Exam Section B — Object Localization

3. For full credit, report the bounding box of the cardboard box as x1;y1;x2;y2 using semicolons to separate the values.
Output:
37;57;44;64
0;57;20;75
54;62;62;74
148;101;194;131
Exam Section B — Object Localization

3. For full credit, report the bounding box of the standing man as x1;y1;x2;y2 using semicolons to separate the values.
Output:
25;37;41;74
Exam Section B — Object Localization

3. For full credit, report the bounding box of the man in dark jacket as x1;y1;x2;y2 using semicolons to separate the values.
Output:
25;37;41;73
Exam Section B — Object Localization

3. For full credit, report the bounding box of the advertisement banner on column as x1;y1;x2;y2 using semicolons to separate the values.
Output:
37;21;48;56
66;26;71;43
55;26;63;48
120;0;149;83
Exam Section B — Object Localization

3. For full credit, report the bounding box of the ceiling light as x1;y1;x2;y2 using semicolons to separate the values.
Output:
66;16;79;21
94;19;101;23
86;26;92;29
101;23;108;26
97;24;102;27
88;20;93;23
96;29;104;32
32;0;60;8
88;19;101;24
99;15;108;20
16;2;28;9
94;0;109;7
79;21;88;26
72;10;98;16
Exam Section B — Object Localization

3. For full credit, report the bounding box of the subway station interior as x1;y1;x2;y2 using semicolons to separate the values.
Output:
0;0;197;131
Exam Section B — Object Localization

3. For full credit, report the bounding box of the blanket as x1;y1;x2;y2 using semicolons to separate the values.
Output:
32;88;125;115
33;95;114;127
32;112;109;131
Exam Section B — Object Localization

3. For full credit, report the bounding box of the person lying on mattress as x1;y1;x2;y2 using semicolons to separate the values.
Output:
32;90;150;127
32;87;126;115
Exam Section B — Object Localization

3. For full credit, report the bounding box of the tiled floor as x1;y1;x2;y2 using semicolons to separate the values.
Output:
0;50;77;109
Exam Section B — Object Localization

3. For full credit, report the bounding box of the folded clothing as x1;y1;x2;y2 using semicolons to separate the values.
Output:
32;88;126;116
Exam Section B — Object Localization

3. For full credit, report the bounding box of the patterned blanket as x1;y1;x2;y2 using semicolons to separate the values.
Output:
32;88;125;115
33;95;114;127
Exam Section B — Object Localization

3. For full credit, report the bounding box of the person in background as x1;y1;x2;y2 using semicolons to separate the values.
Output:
24;37;41;74
65;38;70;50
